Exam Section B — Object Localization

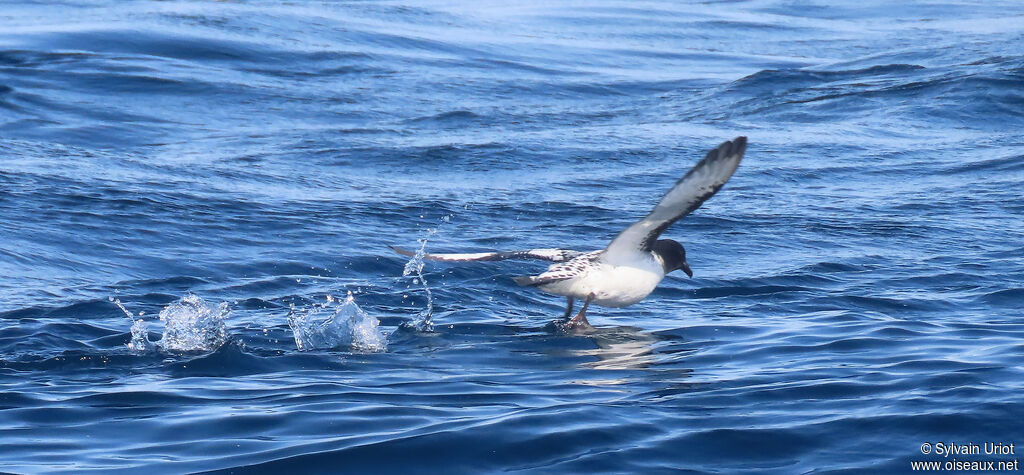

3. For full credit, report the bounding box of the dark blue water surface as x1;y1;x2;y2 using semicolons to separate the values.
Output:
3;1;1024;473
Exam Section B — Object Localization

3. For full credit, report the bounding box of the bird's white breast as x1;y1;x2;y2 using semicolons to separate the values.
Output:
539;254;665;308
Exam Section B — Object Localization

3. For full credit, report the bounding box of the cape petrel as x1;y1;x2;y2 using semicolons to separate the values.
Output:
393;137;747;327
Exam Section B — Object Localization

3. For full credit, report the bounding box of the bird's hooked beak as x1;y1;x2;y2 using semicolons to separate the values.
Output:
680;261;693;278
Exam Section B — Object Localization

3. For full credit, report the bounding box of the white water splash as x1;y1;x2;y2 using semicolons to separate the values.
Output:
288;292;386;352
127;318;152;352
158;294;229;352
111;294;229;353
401;214;451;330
110;297;152;352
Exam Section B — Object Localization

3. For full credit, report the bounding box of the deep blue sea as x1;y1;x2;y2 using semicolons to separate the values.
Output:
2;1;1024;473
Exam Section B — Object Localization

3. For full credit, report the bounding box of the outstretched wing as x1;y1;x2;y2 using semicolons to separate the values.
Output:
390;246;582;262
603;137;747;262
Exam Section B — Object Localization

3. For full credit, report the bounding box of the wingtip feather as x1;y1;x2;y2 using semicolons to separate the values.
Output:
733;136;747;150
719;136;747;158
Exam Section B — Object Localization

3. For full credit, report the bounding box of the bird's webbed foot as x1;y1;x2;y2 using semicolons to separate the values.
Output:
546;293;595;333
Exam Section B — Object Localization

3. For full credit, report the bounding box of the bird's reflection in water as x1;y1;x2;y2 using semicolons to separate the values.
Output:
557;324;696;378
571;326;660;370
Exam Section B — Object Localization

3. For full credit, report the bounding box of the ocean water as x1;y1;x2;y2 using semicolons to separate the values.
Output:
2;0;1023;473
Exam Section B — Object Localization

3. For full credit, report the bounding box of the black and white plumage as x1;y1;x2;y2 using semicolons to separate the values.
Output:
392;137;747;326
390;247;584;263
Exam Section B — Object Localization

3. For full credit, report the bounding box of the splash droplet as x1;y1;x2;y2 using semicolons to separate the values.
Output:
400;214;453;330
127;318;152;352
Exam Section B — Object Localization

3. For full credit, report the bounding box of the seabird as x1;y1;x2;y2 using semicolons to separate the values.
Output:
393;137;747;328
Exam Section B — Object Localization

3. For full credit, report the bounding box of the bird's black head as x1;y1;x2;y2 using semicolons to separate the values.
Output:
652;239;693;277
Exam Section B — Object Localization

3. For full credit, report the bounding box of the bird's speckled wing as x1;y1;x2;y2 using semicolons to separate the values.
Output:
603;137;747;262
513;251;602;286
